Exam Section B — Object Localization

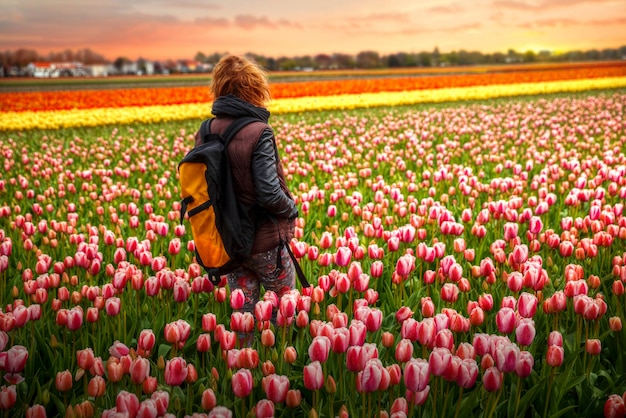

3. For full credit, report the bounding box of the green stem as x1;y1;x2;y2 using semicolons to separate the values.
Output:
454;387;464;418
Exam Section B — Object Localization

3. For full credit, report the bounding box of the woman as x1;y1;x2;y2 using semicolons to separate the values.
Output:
195;55;298;345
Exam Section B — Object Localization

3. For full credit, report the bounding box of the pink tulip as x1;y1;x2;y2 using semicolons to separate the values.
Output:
66;307;84;331
515;318;536;347
164;357;188;386
231;368;253;398
456;358;478;388
482;367;503;392
129;357;150;384
138;329;156;355
308;336;331;363
404;358;430;393
395;338;414;363
150;390;169;416
116;391;140;417
4;345;28;374
357;358;385;393
494;342;520;373
515;351;534;378
136;399;158;418
263;374;290;403
349;319;367;346
335;246;352;266
303;361;324;390
495;307;516;334
105;297;121;316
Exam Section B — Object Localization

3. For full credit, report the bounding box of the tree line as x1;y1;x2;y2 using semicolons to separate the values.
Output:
1;45;625;72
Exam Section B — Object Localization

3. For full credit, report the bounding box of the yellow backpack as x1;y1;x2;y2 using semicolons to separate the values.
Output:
178;117;262;284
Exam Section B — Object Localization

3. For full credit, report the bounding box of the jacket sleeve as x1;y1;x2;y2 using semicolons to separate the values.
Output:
252;128;298;219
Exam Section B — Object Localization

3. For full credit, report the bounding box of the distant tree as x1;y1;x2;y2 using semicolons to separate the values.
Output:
276;57;298;71
332;53;355;68
14;48;40;66
585;49;600;60
195;52;207;63
314;53;333;69
387;53;403;68
432;47;440;66
418;51;432;67
524;50;537;63
600;48;618;60
356;51;381;68
113;57;130;72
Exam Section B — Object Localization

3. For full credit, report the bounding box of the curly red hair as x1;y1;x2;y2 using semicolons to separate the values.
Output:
210;55;271;107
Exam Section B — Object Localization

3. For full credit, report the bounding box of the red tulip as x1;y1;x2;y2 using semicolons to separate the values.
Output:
395;338;414;363
201;388;216;411
87;376;106;398
0;385;16;410
129;357;150;384
202;312;217;332
546;345;564;367
440;283;459;303
585;338;601;355
604;394;626;418
76;347;94;371
195;333;211;353
285;389;302;408
26;404;46;418
55;369;73;391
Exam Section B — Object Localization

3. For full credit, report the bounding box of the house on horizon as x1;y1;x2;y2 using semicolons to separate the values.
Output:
26;61;87;77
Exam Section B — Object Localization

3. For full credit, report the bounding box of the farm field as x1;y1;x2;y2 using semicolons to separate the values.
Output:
0;62;626;417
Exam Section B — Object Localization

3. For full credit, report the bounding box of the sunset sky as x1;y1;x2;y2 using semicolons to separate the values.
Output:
1;0;625;61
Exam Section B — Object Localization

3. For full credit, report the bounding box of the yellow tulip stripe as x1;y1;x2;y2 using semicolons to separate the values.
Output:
2;76;625;131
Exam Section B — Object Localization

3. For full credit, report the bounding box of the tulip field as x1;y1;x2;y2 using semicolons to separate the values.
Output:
1;62;626;418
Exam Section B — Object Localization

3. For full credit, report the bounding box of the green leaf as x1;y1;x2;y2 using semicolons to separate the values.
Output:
158;343;172;358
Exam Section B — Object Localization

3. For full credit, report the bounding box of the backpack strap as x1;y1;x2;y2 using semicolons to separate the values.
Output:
199;118;213;143
215;116;266;147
